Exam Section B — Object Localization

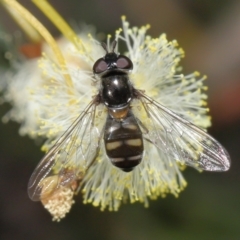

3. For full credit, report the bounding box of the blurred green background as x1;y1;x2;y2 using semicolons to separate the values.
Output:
0;0;240;239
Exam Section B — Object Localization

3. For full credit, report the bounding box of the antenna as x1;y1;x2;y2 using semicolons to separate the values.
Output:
101;40;117;53
111;40;117;52
101;42;108;53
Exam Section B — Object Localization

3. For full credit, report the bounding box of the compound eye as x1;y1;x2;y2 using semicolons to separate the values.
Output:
116;55;133;70
93;58;108;74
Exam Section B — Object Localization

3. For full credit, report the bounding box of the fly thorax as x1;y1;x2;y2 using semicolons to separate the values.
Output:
101;73;132;108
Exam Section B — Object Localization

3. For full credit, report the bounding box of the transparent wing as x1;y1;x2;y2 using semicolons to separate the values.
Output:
28;96;106;201
132;91;231;171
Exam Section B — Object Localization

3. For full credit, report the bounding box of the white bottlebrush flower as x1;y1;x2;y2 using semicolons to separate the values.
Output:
0;1;230;221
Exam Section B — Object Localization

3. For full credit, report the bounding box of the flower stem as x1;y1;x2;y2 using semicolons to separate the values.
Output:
1;0;74;91
32;0;86;54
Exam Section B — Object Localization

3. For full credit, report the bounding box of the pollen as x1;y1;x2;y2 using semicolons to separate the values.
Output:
41;186;75;222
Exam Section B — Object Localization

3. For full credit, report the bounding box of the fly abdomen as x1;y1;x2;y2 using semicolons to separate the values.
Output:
104;111;143;172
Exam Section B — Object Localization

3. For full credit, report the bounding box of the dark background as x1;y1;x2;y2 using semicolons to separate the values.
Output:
0;0;240;239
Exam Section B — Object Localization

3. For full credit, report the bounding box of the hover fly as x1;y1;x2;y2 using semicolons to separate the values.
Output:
28;41;231;201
